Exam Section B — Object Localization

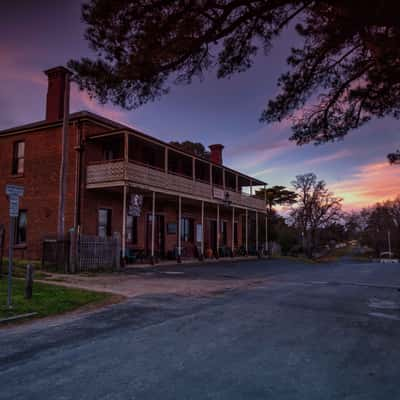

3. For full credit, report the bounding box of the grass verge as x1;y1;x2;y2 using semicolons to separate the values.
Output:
0;277;111;321
0;258;49;279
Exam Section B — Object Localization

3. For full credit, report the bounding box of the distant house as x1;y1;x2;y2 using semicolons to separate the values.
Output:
0;66;267;262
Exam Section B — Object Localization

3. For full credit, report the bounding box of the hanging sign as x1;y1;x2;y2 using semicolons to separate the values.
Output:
128;194;144;217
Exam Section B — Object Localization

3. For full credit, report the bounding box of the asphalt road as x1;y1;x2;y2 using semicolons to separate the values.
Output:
1;259;400;399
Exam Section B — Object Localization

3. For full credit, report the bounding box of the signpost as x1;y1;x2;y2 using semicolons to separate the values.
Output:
5;184;24;308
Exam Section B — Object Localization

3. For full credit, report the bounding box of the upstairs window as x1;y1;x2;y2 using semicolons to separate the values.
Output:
12;141;25;175
212;166;223;187
225;171;237;191
15;210;27;245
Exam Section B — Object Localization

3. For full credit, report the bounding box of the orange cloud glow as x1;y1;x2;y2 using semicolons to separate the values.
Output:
331;161;400;210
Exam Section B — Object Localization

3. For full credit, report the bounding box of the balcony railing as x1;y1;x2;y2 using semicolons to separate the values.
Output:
87;160;265;211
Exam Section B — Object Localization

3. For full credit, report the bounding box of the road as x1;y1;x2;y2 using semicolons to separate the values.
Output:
1;259;400;399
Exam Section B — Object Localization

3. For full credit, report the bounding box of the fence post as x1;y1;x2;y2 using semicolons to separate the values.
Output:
113;232;121;271
69;229;76;274
25;263;33;299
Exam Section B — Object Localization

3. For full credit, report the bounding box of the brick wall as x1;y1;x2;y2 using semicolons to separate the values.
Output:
0;123;79;259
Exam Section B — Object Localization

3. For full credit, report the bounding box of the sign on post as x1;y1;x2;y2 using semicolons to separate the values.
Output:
9;197;19;217
5;184;24;308
6;184;25;197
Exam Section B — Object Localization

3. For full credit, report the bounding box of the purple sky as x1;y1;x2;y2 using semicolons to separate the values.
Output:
1;1;399;209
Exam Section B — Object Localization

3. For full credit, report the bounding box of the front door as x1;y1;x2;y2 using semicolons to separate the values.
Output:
146;214;165;257
208;220;217;253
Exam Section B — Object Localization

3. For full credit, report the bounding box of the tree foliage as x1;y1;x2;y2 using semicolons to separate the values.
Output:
69;1;400;156
256;185;297;214
290;173;342;257
169;140;210;159
346;198;400;256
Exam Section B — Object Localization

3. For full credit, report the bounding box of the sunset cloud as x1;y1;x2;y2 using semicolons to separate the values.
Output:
331;161;400;210
70;85;128;124
0;46;46;86
303;149;352;166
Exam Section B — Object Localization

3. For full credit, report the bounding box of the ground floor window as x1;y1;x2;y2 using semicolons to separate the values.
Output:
98;208;112;238
181;217;194;242
234;222;238;246
241;215;246;243
15;210;27;245
196;223;203;243
127;215;138;244
220;220;227;246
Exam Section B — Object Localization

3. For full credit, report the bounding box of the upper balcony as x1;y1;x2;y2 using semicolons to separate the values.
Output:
85;131;266;211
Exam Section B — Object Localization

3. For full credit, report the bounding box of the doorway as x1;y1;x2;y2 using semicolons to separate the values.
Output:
146;214;165;257
208;220;218;253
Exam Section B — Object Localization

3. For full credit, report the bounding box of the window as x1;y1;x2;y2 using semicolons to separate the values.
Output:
196;224;203;243
181;217;194;242
195;160;210;183
102;137;123;161
225;171;237;191
220;220;227;246
98;208;112;238
15;210;27;245
234;222;238;246
212;166;223;187
126;215;138;244
168;150;193;178
128;135;165;170
167;223;177;235
12;141;25;175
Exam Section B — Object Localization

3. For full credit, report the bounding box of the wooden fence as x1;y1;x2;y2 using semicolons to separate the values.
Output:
42;236;71;273
42;231;121;273
74;233;120;273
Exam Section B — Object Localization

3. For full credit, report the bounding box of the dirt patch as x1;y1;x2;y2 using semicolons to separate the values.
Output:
39;272;267;299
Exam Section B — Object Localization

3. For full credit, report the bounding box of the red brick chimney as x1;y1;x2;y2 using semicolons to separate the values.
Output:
209;144;224;165
44;66;71;122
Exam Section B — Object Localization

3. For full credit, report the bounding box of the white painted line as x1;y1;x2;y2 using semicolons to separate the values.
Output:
368;312;400;321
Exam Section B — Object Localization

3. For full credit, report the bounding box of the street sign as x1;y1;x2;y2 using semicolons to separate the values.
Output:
9;196;19;217
5;184;24;308
6;184;24;197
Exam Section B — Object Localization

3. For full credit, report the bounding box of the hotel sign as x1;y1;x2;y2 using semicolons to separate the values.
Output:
213;187;225;200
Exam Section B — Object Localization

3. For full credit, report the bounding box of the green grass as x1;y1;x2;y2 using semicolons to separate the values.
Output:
0;258;49;279
0;277;110;321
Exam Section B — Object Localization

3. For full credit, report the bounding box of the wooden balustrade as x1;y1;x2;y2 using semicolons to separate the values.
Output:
86;161;265;211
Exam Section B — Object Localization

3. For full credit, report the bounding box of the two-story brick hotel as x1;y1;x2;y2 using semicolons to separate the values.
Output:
0;66;268;263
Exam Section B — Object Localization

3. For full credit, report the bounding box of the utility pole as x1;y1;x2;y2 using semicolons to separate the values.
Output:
57;71;71;237
388;231;392;259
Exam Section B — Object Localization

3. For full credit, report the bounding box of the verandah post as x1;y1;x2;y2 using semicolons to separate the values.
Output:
200;200;204;260
256;211;260;258
265;213;268;256
245;208;248;255
177;196;182;263
216;204;220;258
151;191;156;264
122;185;127;260
231;206;235;257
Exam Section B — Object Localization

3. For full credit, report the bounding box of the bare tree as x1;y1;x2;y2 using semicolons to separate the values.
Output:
290;173;342;257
